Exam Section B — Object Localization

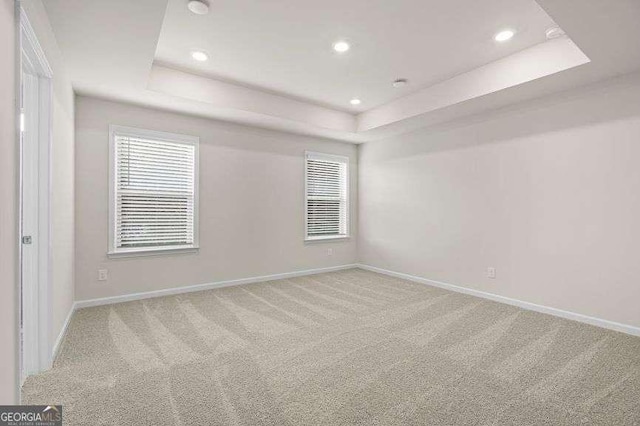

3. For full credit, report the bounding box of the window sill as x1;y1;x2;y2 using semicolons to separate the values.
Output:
108;246;199;259
305;235;350;243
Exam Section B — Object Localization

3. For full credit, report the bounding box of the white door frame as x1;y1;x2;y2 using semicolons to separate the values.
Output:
19;7;53;382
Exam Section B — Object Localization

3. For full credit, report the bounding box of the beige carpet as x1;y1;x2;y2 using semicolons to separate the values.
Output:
22;269;640;425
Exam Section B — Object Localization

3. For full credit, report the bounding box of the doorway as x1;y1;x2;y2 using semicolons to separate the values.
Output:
19;8;53;383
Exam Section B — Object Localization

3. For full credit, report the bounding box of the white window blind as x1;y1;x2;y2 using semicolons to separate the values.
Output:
109;126;199;255
305;152;349;240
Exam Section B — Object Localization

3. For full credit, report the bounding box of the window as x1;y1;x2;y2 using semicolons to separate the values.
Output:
305;152;349;240
108;125;199;255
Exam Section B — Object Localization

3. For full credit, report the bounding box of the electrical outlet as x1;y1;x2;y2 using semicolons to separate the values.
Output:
327;248;334;256
98;269;108;281
487;267;496;279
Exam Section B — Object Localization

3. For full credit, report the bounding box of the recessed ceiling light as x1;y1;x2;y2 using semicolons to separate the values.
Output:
333;41;350;53
191;50;208;61
545;26;566;40
393;78;408;88
350;98;361;105
187;0;209;15
494;30;515;42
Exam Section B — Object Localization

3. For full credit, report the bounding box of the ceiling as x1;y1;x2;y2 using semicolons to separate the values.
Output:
41;0;640;143
155;0;555;112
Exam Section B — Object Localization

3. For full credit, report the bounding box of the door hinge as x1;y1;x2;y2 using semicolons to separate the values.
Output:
22;236;32;245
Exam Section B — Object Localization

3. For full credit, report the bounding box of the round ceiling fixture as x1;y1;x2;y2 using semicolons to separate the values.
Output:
187;0;209;15
545;26;566;40
191;50;209;61
494;29;515;42
333;41;350;53
393;78;408;88
350;98;361;105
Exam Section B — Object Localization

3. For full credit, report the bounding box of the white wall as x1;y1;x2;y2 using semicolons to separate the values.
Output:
359;72;640;329
75;96;358;301
21;1;75;355
0;0;18;404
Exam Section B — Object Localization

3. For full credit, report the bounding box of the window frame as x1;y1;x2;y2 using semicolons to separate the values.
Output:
108;125;200;257
304;151;350;242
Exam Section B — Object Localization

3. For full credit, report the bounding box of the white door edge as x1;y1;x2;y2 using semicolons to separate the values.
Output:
19;7;53;385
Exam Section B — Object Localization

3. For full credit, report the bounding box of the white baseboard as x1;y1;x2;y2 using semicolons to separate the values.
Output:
75;264;359;309
357;264;640;337
52;303;77;360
